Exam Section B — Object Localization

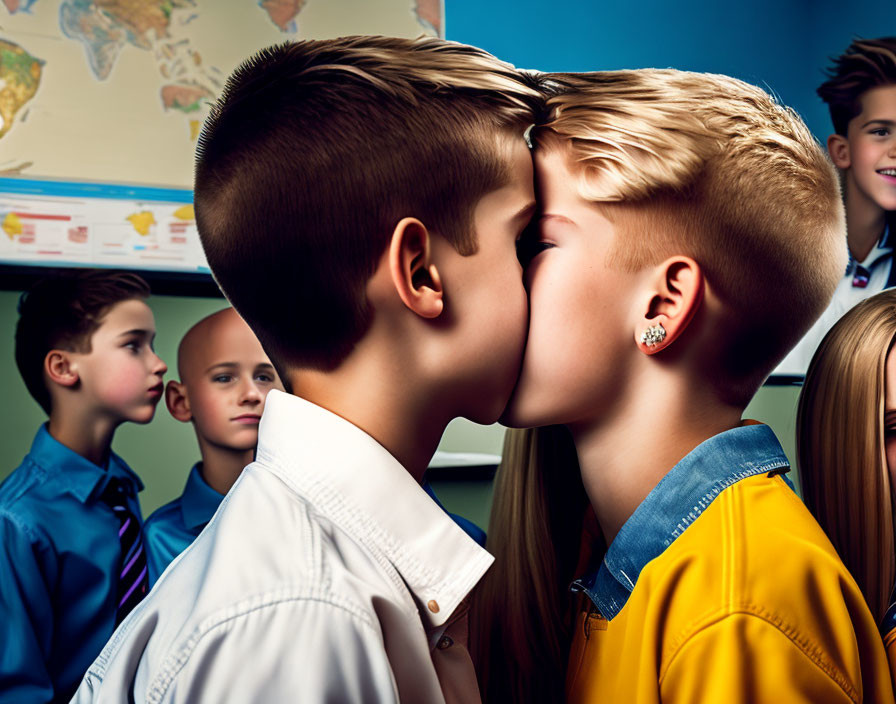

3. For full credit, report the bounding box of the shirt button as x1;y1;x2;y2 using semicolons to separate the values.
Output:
437;635;453;650
427;600;440;613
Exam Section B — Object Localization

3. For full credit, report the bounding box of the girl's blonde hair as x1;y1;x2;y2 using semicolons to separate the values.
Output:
797;289;896;623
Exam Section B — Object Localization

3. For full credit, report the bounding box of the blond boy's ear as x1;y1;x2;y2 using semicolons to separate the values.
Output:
165;380;192;422
44;350;79;388
634;257;704;356
827;134;851;170
387;217;444;319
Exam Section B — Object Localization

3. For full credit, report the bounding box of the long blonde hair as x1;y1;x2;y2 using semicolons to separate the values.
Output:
470;426;591;703
797;289;896;623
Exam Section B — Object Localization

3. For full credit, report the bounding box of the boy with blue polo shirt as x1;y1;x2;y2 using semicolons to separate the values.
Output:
0;270;167;703
143;307;280;584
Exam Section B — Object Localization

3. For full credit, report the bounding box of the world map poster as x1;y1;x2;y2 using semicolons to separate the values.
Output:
0;0;443;275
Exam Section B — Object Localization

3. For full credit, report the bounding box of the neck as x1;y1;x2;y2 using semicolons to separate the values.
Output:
844;175;887;262
197;440;255;495
289;344;449;483
47;405;117;467
570;366;742;546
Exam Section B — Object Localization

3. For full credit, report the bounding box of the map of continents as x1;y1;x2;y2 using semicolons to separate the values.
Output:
0;0;443;186
0;39;42;139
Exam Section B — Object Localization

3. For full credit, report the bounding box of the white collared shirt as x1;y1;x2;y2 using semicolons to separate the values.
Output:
72;391;493;703
774;229;893;377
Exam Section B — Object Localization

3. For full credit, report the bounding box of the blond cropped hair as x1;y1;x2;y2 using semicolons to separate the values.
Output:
798;290;896;624
540;70;847;402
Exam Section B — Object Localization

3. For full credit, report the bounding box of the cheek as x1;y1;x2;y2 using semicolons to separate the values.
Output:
97;359;146;403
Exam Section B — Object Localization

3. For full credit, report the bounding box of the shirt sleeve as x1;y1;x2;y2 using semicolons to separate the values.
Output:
659;612;858;703
153;597;400;703
0;512;56;704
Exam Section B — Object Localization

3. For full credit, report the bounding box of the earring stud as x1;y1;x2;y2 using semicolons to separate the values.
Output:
640;323;666;347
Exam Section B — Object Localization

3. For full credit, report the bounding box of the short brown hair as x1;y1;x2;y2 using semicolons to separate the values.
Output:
818;37;896;136
195;37;541;377
539;69;845;403
15;269;151;415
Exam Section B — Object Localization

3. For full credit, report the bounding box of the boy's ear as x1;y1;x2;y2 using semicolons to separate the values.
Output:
45;350;79;388
634;257;704;356
827;134;851;170
165;380;192;422
388;217;444;319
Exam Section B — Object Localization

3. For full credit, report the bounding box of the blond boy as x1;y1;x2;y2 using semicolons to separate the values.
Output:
143;308;280;585
482;69;894;702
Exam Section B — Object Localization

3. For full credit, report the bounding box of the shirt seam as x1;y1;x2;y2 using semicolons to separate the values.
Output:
658;605;859;702
0;507;42;543
146;593;381;703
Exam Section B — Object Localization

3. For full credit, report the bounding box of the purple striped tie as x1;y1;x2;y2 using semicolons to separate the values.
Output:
99;478;148;625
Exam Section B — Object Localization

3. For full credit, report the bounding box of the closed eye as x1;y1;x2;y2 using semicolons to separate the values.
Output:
516;238;554;267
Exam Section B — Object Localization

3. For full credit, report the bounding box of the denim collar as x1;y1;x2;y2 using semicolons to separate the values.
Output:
28;423;143;504
571;423;790;621
180;462;225;531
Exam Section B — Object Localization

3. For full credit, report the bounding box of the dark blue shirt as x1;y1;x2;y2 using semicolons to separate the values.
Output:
0;424;144;703
572;423;791;620
423;481;487;547
144;463;224;586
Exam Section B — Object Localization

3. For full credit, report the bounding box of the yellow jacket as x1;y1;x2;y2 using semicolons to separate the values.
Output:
566;425;894;703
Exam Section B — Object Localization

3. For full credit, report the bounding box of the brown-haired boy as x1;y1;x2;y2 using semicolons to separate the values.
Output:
478;69;895;702
143;307;281;585
0;270;166;702
778;36;896;375
73;36;539;702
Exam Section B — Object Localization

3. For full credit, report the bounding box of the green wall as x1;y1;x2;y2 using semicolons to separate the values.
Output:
0;286;801;529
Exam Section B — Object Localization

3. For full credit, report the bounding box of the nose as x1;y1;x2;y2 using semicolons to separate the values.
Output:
239;378;263;405
152;352;167;377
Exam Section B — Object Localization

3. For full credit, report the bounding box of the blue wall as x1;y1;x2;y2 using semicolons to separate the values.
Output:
447;0;896;142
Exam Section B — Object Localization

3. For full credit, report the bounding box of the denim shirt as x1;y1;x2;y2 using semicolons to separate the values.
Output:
571;423;791;621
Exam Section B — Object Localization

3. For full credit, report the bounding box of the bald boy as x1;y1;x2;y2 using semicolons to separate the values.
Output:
143;308;281;584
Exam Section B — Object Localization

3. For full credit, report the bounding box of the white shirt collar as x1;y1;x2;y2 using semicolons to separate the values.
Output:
255;390;494;629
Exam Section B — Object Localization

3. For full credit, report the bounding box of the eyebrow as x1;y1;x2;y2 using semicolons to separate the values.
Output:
861;119;896;128
541;213;574;225
205;362;239;373
513;202;537;222
117;329;154;339
205;361;276;373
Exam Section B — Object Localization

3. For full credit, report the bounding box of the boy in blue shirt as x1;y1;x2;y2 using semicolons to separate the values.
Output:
0;270;167;703
143;307;280;584
777;36;896;374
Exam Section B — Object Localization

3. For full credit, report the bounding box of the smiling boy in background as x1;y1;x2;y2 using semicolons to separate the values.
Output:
777;37;896;374
143;307;281;585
